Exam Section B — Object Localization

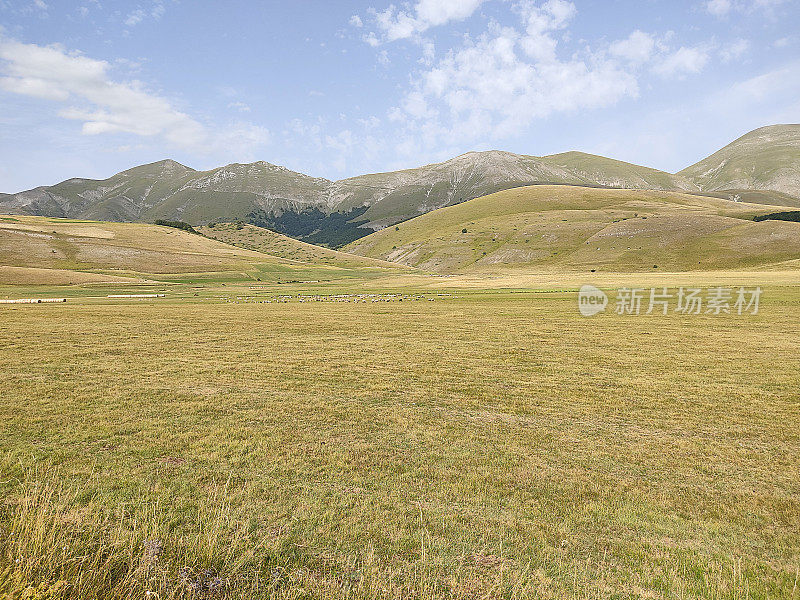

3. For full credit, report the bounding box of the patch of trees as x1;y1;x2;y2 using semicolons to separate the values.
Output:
753;211;800;223
246;205;373;248
154;220;199;234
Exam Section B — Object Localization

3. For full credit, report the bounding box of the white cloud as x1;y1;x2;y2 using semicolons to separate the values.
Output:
654;46;710;78
516;0;577;61
726;59;800;102
124;9;146;26
124;1;165;27
151;1;165;20
719;39;750;62
364;0;486;43
704;0;789;16
0;38;206;148
389;2;639;154
349;15;363;28
213;121;270;160
0;39;273;160
227;101;251;112
705;0;732;15
609;30;656;64
415;0;486;27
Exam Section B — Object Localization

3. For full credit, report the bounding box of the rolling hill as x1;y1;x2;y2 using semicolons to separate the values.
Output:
2;124;799;248
680;124;800;197
0;215;401;286
689;188;800;208
0;215;278;275
196;222;402;270
344;185;800;273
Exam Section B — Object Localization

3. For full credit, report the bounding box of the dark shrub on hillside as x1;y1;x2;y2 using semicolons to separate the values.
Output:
154;220;199;234
754;211;800;223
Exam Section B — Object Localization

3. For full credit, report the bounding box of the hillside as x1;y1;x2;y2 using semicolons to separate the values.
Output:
0;215;403;287
689;188;800;208
329;150;697;228
196;222;402;270
680;124;800;197
0;214;283;275
345;185;800;273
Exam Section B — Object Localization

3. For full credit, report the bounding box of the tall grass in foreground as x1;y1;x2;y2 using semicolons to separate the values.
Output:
0;466;541;600
0;466;287;599
1;464;787;600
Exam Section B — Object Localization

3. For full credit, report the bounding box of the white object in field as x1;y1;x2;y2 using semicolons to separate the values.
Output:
0;298;67;304
107;294;166;298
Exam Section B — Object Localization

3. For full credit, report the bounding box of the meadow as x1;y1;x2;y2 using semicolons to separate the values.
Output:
0;276;798;599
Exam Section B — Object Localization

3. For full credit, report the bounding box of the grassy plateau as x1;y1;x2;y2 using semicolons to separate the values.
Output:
0;206;799;599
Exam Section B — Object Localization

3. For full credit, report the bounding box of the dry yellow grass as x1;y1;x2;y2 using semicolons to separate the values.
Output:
0;216;281;274
0;282;798;599
1;213;798;598
0;265;143;286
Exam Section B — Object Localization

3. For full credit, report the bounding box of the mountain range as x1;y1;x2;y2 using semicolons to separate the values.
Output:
1;124;798;247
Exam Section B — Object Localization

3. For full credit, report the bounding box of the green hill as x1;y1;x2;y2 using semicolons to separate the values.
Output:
197;222;403;270
680;124;800;198
344;185;800;273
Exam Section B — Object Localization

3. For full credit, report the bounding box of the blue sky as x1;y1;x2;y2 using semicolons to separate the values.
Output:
0;0;798;192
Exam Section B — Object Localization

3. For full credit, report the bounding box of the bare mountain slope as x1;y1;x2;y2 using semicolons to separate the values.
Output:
680;124;800;198
4;159;332;225
331;150;696;228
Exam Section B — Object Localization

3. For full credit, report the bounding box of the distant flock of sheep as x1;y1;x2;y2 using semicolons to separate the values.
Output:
225;293;452;304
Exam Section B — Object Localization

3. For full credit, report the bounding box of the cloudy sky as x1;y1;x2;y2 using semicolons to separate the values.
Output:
0;0;798;192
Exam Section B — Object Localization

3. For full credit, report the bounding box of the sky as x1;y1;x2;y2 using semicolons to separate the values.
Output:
0;0;799;193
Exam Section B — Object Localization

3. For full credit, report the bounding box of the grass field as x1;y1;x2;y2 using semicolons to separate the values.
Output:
0;274;798;599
